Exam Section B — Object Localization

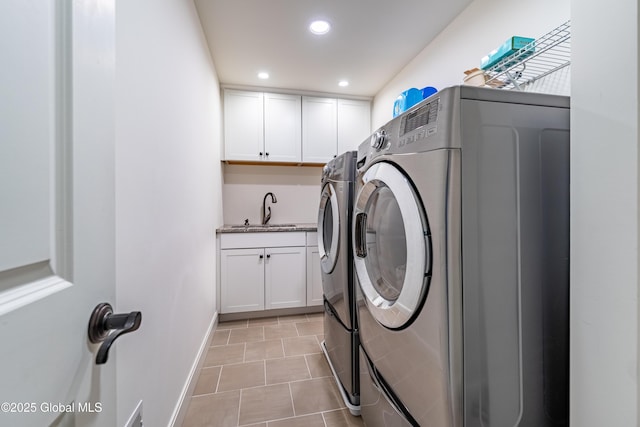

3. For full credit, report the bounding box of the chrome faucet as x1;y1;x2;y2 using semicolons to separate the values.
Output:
262;192;277;225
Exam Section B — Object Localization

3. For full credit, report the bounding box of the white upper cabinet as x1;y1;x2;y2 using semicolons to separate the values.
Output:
264;93;302;162
338;99;371;153
302;96;338;163
224;90;301;162
224;90;264;161
224;89;370;165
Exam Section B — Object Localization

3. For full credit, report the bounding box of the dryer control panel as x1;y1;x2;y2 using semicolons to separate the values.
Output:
400;98;439;138
357;85;464;166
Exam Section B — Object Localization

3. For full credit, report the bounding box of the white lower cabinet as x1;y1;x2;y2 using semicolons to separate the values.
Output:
306;246;323;306
220;248;265;313
265;247;306;309
219;232;314;314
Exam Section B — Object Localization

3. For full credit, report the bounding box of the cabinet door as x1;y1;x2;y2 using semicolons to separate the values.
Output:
264;93;301;162
338;99;371;153
224;90;264;161
265;246;306;309
302;96;337;163
306;246;324;306
220;248;265;313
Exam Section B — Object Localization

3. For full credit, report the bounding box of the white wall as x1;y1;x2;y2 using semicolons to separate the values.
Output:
115;0;223;425
570;0;639;425
223;164;321;225
371;0;570;128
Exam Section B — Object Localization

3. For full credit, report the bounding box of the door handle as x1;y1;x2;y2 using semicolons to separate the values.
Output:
88;303;142;365
354;212;367;258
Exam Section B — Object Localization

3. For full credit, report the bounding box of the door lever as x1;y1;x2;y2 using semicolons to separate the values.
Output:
88;303;142;365
354;213;368;258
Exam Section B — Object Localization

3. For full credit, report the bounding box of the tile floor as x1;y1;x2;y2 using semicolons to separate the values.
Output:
181;313;364;427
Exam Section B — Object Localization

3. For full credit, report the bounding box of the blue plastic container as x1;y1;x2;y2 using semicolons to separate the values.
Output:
421;86;438;99
393;86;438;117
393;88;423;117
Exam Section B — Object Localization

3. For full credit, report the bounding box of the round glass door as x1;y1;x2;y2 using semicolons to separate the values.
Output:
318;182;340;274
353;161;431;329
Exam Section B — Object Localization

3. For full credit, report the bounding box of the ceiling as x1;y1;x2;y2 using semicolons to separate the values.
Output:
194;0;473;98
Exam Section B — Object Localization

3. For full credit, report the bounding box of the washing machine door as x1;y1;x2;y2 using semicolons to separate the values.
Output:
318;182;340;274
353;161;431;329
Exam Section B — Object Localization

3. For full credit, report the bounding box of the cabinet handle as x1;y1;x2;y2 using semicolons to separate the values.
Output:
265;152;269;156
266;254;271;258
259;254;264;259
259;152;263;156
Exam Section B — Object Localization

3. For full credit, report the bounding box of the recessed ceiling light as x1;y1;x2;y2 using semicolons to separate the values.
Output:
338;80;349;87
309;20;331;35
258;72;269;79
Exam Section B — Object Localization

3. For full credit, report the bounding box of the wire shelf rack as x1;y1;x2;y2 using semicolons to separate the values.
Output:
484;20;571;91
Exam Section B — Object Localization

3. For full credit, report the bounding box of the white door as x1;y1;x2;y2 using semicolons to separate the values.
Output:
302;96;337;163
220;249;265;313
306;246;324;306
223;90;264;161
265;247;306;309
337;99;371;153
264;93;301;162
0;1;120;426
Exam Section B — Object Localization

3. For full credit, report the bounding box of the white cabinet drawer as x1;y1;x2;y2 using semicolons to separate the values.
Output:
220;232;306;249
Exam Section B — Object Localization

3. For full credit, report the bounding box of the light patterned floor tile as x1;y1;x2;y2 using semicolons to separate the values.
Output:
192;366;221;396
323;409;365;427
266;356;311;384
305;353;332;378
245;339;284;362
238;383;294;425
290;377;344;415
264;324;298;340
218;361;266;392
228;326;265;344
267;413;325;427
278;314;309;323
283;336;321;356
182;391;240;427
185;313;334;427
218;319;249;330
295;320;323;336
205;343;245;367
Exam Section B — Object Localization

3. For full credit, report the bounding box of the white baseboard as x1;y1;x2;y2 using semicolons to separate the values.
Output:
124;399;143;427
168;312;218;427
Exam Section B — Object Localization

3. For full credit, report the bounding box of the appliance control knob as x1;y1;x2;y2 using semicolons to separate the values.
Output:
370;130;387;150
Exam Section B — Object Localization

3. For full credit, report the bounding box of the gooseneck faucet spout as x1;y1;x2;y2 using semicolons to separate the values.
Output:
262;192;277;225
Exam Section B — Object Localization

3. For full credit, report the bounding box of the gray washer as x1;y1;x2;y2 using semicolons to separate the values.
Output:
318;151;360;413
354;86;569;426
